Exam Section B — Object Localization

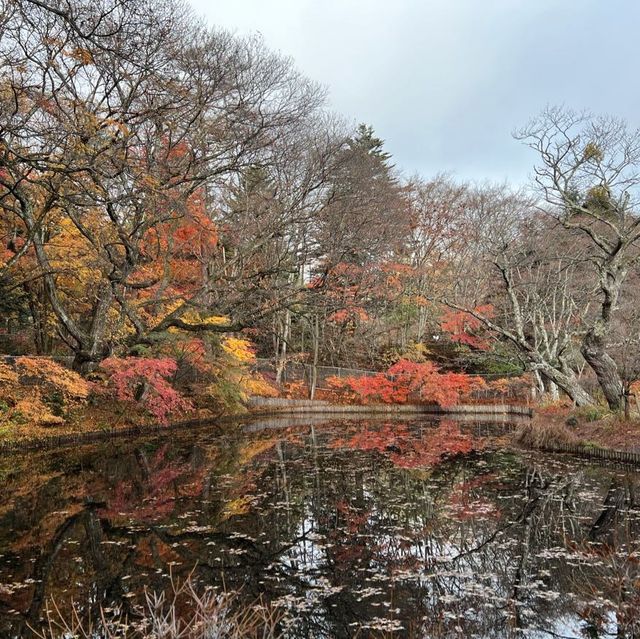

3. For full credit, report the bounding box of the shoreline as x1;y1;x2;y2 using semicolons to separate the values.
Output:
3;401;640;469
0;402;530;454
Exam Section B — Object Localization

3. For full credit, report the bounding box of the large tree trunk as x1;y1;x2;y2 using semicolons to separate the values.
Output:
581;327;624;411
583;268;625;411
71;284;114;373
536;362;594;407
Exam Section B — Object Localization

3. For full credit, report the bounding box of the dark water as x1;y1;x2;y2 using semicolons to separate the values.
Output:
0;416;639;638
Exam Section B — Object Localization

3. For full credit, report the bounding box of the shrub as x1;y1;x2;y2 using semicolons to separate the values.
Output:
0;357;89;426
514;422;579;449
327;358;485;406
574;404;611;423
101;357;193;425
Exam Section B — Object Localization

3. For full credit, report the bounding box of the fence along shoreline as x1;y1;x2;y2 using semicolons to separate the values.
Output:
247;397;533;416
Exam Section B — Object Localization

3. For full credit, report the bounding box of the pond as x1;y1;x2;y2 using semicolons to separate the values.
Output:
0;415;639;638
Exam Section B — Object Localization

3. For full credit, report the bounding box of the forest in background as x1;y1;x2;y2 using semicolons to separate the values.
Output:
2;0;640;430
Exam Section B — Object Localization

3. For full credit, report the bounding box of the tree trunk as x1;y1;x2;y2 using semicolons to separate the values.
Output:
275;309;291;385
536;363;594;407
581;327;624;411
71;283;114;373
309;314;319;400
550;381;559;402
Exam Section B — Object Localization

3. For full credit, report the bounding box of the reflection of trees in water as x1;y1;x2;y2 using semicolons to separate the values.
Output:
0;422;639;638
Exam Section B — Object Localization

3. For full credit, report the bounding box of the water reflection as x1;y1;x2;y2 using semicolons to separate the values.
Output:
0;417;638;638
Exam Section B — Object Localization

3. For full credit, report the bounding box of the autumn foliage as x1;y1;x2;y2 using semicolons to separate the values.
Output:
0;357;89;426
101;357;193;425
327;358;485;406
440;305;494;350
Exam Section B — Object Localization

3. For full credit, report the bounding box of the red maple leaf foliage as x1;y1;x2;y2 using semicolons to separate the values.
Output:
101;357;193;424
327;359;485;406
440;304;494;350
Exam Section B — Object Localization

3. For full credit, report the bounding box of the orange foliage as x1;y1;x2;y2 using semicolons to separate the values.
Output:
327;358;485;406
313;260;414;329
14;357;89;402
484;376;531;403
0;357;89;426
283;380;308;399
440;305;494;350
327;307;369;324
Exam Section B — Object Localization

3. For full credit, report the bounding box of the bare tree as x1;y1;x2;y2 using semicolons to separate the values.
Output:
517;107;640;410
441;185;595;405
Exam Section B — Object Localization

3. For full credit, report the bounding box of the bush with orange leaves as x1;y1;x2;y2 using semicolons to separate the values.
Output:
282;380;308;399
0;357;89;426
327;359;485;407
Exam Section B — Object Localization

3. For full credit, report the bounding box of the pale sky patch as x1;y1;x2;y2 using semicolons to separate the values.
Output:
190;0;640;184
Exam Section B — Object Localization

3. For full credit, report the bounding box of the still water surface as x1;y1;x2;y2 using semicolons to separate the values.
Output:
0;416;639;638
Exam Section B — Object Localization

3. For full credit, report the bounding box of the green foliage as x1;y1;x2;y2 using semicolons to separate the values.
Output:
43;390;65;417
207;376;247;414
352;123;394;165
574;404;611;423
128;343;153;357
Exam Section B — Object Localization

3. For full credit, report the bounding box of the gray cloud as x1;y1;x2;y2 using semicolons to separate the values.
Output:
190;0;640;184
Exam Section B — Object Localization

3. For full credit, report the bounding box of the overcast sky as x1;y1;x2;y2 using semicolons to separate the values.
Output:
191;0;640;185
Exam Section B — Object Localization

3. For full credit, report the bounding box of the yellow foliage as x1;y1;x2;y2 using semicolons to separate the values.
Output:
0;358;90;428
400;342;429;362
238;438;277;465
0;363;19;386
13;399;64;427
180;311;231;327
167;311;231;334
15;357;89;402
48;216;103;311
105;305;135;343
242;375;279;397
222;337;255;364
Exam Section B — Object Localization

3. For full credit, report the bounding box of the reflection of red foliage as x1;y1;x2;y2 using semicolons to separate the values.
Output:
332;420;482;468
448;473;501;520
101;446;191;522
324;500;374;567
327;359;484;406
336;500;370;534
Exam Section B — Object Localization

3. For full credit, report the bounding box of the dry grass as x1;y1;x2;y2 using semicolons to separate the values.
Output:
515;402;640;453
29;574;282;639
514;420;581;450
